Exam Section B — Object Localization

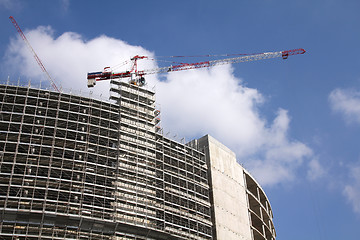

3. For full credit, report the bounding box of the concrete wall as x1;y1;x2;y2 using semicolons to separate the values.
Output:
198;135;252;240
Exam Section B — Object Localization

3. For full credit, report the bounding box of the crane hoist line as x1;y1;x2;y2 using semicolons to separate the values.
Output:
87;48;306;88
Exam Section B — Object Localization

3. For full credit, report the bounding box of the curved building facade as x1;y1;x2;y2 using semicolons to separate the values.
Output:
244;169;276;240
193;135;276;240
0;81;275;240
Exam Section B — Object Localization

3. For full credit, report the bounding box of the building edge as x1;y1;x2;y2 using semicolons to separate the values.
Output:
191;134;276;240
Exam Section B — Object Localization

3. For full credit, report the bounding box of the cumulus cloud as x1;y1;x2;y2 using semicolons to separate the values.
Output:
157;69;314;185
247;109;313;185
329;88;360;124
156;65;265;155
2;26;314;186
3;26;156;98
343;164;360;213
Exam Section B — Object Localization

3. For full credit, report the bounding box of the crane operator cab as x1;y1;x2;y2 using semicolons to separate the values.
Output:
129;73;146;87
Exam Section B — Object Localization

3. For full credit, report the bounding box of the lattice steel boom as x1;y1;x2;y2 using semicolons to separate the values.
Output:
9;16;60;92
87;48;306;87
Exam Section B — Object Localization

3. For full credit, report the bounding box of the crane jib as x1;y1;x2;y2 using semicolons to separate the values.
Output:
87;48;306;88
9;16;60;93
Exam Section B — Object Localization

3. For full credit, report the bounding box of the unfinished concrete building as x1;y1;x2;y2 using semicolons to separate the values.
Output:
0;81;275;240
192;136;276;240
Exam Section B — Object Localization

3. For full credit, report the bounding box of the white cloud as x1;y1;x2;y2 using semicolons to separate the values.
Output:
247;109;313;185
3;26;156;98
307;158;326;181
156;65;265;156
2;27;314;186
158;70;314;185
329;88;360;214
343;164;360;214
329;88;360;124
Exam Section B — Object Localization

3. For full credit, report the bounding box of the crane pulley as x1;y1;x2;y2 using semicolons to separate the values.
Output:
87;48;306;88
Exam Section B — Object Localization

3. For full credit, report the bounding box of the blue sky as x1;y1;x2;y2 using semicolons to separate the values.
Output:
1;0;360;239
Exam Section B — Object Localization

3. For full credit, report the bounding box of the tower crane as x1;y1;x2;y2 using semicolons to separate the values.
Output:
9;16;60;93
87;48;305;88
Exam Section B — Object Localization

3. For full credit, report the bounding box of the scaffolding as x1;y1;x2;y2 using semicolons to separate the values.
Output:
110;80;212;239
0;81;212;239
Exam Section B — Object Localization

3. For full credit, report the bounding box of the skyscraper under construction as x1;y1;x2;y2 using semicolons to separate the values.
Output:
0;80;276;240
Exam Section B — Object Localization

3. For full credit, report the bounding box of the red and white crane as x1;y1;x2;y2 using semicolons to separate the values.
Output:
87;48;306;88
9;16;60;93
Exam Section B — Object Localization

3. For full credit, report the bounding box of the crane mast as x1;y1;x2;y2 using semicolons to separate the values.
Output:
9;16;60;93
87;48;305;88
